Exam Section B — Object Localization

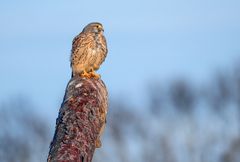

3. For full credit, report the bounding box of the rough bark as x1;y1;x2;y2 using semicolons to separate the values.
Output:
47;76;108;162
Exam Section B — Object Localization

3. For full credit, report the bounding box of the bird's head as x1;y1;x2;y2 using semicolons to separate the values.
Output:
82;22;104;34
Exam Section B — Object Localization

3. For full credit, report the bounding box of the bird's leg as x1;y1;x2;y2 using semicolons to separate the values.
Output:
89;68;101;79
95;138;102;148
80;70;91;78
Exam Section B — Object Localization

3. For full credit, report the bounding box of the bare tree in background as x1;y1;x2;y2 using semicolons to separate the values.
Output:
169;80;195;113
94;65;240;162
0;98;50;162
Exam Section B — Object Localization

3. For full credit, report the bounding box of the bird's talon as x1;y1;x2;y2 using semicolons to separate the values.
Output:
80;71;91;78
79;70;100;79
90;72;101;79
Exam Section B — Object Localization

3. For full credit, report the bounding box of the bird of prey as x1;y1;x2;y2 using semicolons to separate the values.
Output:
71;22;108;79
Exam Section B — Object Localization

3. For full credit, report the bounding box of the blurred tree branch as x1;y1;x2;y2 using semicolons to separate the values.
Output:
0;98;49;162
47;77;108;162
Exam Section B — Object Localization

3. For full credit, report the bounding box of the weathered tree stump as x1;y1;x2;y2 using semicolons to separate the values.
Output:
47;76;108;162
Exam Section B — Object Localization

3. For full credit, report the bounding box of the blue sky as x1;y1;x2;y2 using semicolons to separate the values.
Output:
0;0;240;120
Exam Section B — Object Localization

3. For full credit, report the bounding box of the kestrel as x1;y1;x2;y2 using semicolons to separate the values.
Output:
71;22;108;79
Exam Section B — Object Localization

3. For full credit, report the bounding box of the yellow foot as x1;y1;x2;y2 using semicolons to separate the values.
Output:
89;71;101;79
80;70;91;78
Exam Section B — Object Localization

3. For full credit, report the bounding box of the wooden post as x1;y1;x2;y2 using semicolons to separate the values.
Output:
47;76;108;162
